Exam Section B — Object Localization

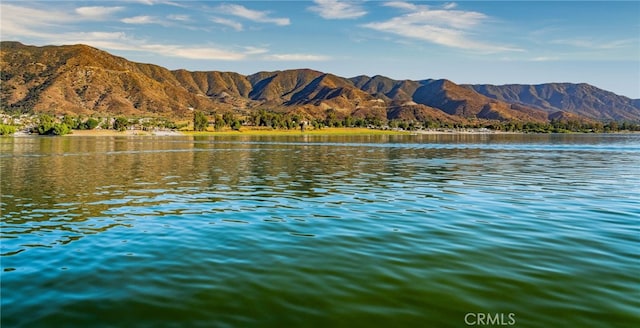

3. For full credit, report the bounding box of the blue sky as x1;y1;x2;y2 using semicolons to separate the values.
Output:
1;0;639;98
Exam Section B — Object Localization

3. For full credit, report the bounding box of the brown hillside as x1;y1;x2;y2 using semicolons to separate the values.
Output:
351;76;549;122
1;42;213;116
468;83;640;121
4;42;633;123
248;69;324;103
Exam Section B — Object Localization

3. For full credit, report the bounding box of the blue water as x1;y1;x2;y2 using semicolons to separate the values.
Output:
1;134;639;327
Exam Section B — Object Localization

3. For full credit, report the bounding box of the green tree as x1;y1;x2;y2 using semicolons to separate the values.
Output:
52;123;71;135
231;119;242;131
35;115;71;135
37;114;56;135
214;114;225;131
222;112;235;126
62;115;77;128
0;124;17;135
163;119;177;130
193;111;208;131
113;117;129;131
325;109;339;127
84;118;99;130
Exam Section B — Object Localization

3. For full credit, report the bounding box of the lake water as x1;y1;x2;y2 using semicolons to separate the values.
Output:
1;134;639;327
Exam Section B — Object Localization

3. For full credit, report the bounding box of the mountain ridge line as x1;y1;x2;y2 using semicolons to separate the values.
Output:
2;41;639;123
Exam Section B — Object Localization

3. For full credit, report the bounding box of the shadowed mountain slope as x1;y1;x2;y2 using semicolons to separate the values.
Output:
468;83;640;121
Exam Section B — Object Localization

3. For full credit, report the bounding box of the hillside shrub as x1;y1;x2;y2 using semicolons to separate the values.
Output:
36;114;55;135
113;117;129;131
193;111;208;131
84;118;100;129
0;124;17;135
52;123;71;135
35;114;71;135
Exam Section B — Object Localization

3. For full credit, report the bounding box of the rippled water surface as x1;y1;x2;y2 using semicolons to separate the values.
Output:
1;134;639;327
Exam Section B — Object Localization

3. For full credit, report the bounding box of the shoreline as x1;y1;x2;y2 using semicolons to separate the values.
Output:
6;128;639;137
13;127;412;137
62;128;513;136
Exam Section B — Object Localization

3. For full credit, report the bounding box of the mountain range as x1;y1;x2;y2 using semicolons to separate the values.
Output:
2;41;639;123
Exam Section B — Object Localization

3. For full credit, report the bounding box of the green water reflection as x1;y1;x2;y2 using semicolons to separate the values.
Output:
1;134;639;327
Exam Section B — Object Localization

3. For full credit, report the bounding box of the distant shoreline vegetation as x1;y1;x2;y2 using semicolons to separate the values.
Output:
1;111;639;136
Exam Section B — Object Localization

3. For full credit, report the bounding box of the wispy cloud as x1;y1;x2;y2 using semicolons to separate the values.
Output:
167;14;190;22
442;2;457;10
264;53;331;61
0;3;248;61
551;38;637;50
128;0;186;7
49;31;134;51
383;1;486;29
244;46;269;55
140;44;246;60
363;1;522;53
530;56;560;62
2;3;70;25
210;17;244;31
309;0;367;20
1;3;75;39
121;14;195;28
75;6;124;19
217;4;290;26
121;15;161;24
383;1;418;11
61;33;247;61
75;6;125;20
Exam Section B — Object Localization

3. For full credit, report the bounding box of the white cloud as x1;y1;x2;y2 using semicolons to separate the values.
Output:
383;1;418;11
128;0;185;7
1;3;127;39
0;3;246;61
1;3;69;29
211;17;243;31
442;2;457;10
51;31;134;51
364;1;522;53
122;15;194;27
167;14;190;22
121;16;161;24
264;53;331;61
127;0;156;5
0;2;256;62
530;56;560;62
217;4;290;26
0;3;82;40
551;38;636;50
309;0;367;20
75;6;124;19
383;2;488;30
244;46;269;55
74;31;130;41
140;44;246;60
58;32;246;60
63;31;247;60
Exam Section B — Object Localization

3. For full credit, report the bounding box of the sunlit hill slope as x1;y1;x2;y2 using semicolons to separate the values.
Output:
2;42;639;123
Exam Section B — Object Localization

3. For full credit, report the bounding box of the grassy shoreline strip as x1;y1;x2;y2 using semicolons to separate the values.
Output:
48;127;410;137
182;127;411;136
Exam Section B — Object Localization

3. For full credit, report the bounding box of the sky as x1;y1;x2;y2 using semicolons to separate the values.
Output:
1;0;639;98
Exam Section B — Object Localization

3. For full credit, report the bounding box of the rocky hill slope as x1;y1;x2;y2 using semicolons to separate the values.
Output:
467;83;640;121
2;42;638;123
